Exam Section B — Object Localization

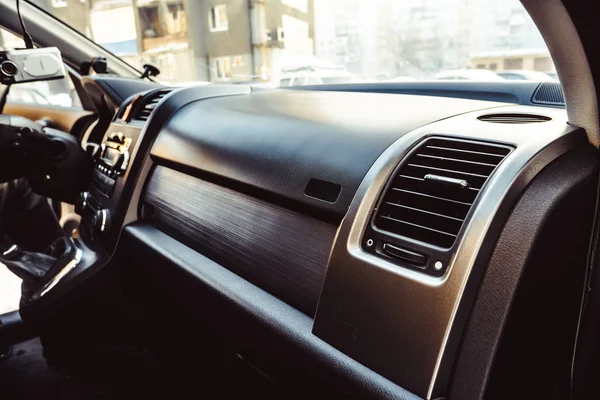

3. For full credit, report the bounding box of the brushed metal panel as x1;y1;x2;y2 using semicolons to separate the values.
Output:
143;167;337;315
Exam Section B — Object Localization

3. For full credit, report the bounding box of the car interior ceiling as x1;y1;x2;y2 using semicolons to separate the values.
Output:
3;0;600;399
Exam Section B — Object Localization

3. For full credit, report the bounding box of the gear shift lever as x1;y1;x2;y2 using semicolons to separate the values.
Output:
0;236;73;283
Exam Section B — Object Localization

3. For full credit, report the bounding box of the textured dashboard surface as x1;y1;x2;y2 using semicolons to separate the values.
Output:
150;90;505;220
144;166;337;315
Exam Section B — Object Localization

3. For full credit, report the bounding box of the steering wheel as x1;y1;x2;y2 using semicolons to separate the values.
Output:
0;114;93;203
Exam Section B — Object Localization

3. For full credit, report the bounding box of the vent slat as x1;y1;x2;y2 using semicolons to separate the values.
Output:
395;174;480;203
388;188;471;220
384;202;464;222
415;153;498;168
398;174;424;182
374;138;512;248
425;145;506;159
391;188;472;207
379;215;457;238
406;163;489;179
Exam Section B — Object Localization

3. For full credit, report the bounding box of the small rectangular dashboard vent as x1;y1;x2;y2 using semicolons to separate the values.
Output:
132;89;171;122
374;138;512;249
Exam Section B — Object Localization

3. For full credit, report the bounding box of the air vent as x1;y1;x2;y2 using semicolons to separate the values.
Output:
374;138;512;248
532;81;565;106
132;89;171;122
477;113;551;124
115;104;127;121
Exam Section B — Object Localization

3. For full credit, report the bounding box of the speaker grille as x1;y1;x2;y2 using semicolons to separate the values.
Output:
532;82;565;106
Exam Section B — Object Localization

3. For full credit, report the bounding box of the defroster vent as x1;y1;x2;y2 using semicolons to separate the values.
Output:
374;138;512;248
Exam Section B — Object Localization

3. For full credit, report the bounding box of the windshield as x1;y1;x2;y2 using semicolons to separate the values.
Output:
26;0;556;87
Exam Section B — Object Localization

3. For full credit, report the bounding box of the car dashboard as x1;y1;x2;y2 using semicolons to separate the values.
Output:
21;84;599;399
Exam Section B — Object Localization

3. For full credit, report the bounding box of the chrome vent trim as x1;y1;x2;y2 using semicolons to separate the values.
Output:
374;138;512;248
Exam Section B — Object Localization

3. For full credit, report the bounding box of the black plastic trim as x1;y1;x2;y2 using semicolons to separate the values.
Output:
449;144;599;400
120;223;422;400
290;81;564;108
150;90;507;221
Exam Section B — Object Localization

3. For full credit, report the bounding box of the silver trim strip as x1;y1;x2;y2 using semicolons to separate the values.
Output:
2;244;18;257
38;247;84;298
100;209;107;232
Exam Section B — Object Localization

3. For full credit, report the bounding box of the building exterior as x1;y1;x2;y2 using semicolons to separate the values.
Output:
314;0;399;80
30;0;315;84
314;0;467;79
189;0;315;83
135;0;194;82
470;48;555;73
28;0;550;83
393;0;463;77
30;0;92;36
393;0;549;76
314;0;552;80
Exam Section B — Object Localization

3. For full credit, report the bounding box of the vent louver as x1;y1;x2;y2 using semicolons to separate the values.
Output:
477;113;551;124
374;138;512;248
132;90;171;122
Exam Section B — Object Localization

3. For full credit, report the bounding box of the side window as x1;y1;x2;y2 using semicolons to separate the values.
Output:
0;29;82;109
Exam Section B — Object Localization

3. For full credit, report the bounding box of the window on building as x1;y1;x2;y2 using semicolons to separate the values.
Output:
138;3;187;52
213;57;232;80
476;64;486;69
166;4;187;35
489;63;498;71
51;0;68;8
209;5;229;32
232;55;244;68
504;58;523;70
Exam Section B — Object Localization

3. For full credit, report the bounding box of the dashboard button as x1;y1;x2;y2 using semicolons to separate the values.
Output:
107;131;126;144
91;209;111;240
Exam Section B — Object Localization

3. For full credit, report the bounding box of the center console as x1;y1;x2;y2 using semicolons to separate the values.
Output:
77;123;142;245
18;121;143;306
19;85;253;309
